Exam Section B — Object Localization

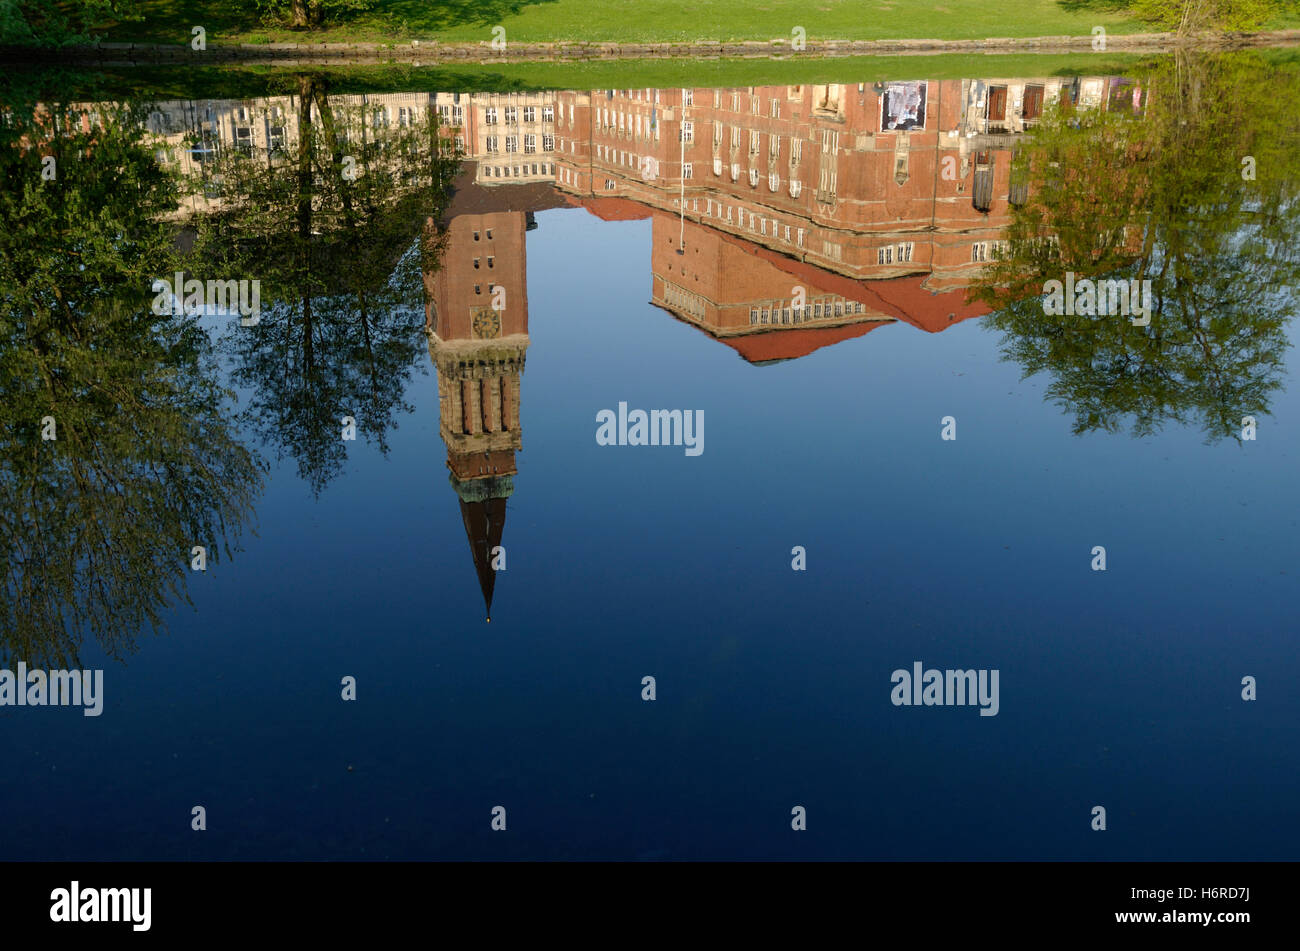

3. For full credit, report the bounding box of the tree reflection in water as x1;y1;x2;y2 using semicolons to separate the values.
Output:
970;53;1300;441
0;91;261;667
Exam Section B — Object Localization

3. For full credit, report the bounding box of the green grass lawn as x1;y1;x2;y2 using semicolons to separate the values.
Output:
28;50;1163;101
103;0;1169;46
25;46;1299;102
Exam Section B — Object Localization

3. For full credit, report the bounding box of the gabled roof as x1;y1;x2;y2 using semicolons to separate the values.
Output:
720;321;889;363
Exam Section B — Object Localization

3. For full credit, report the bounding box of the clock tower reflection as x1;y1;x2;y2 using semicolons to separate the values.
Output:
424;173;565;621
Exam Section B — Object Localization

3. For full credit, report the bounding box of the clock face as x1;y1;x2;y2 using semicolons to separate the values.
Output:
471;306;501;339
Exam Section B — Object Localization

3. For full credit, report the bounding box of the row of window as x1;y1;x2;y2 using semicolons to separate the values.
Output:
597;108;661;141
596;143;631;164
234;102;443;130
221;104;432;147
484;134;555;153
483;105;555;124
596;112;821;168
600;85;855;115
663;282;707;320
591;148;805;197
481;163;553;178
877;243;915;265
971;240;1008;262
713;126;805;163
609;89;662;104
227;99;451;127
750;299;866;325
354;106;414;129
620;88;794;115
711;160;804;194
677;195;809;249
713;92;783;117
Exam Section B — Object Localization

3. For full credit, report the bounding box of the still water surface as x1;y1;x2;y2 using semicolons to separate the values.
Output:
1;57;1296;859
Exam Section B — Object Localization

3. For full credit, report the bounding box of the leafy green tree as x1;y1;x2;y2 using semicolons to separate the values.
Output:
254;0;377;30
0;95;262;666
970;52;1300;441
0;0;139;47
1128;0;1283;32
188;76;459;494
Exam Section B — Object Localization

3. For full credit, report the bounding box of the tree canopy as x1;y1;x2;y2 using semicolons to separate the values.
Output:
187;75;460;494
1128;0;1285;33
969;52;1300;441
0;90;262;665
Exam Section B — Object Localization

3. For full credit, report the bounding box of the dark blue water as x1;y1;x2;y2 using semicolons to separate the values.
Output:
3;199;1295;861
3;62;1298;861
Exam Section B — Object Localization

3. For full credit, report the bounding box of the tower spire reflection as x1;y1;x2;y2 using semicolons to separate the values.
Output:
424;170;567;620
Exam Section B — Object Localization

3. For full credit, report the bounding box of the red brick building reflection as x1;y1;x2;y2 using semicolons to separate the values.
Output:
549;80;1111;350
423;170;566;619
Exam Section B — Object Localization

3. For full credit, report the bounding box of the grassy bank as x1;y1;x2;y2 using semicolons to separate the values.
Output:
2;50;1184;101
14;47;1300;101
103;0;1163;46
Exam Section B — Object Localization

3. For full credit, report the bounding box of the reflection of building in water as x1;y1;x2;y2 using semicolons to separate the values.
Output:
139;91;560;215
575;195;897;362
141;92;449;215
432;93;559;187
551;79;1139;344
68;77;1143;357
144;92;438;173
423;169;568;619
